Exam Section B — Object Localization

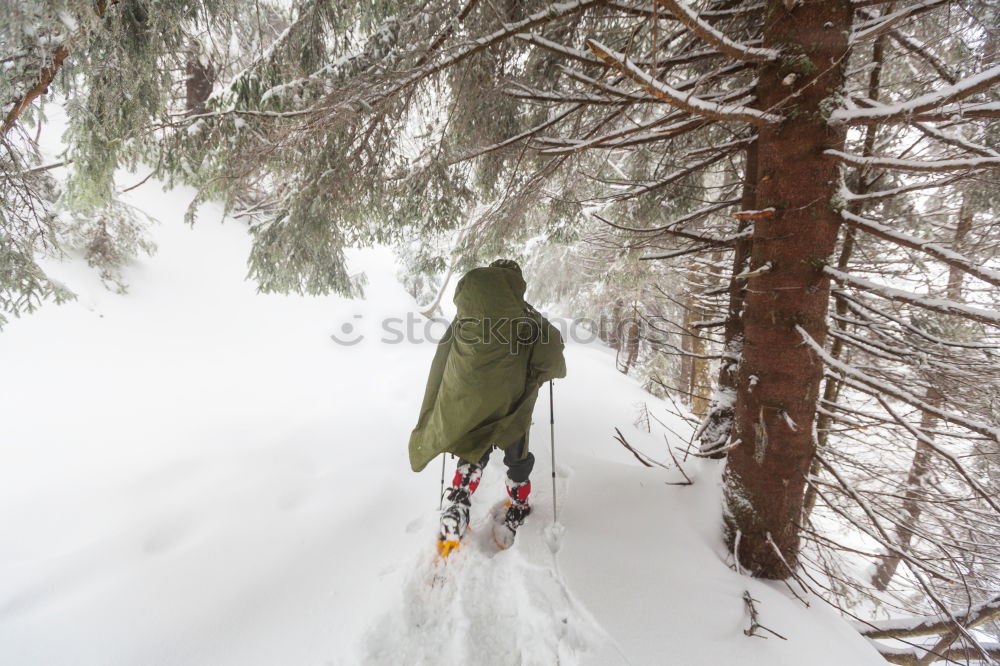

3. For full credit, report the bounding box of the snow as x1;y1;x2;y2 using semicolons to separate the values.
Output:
0;128;888;664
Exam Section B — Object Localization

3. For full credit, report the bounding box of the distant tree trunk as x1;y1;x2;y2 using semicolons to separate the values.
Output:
723;0;852;578
609;298;625;350
871;197;971;591
871;398;937;591
696;140;756;455
185;55;215;116
618;303;640;374
681;284;711;417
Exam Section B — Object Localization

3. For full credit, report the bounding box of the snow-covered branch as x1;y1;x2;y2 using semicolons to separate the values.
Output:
851;0;947;43
585;39;784;126
516;32;625;68
840;175;961;202
877;642;1000;666
653;0;779;63
913;122;1000;159
857;594;1000;641
838;210;1000;288
825;149;1000;172
824;266;1000;328
829;63;1000;125
836;291;1000;350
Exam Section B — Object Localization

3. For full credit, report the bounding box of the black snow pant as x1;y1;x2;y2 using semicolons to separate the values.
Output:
460;434;534;484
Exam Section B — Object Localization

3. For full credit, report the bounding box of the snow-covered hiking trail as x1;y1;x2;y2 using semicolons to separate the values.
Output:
0;137;886;664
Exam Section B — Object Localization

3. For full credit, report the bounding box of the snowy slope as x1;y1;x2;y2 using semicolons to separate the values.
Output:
1;159;887;665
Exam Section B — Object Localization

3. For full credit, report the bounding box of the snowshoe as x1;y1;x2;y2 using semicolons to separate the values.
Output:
491;479;531;551
438;487;471;558
437;461;482;558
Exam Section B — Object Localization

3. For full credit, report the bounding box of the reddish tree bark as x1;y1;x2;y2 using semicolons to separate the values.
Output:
723;0;852;578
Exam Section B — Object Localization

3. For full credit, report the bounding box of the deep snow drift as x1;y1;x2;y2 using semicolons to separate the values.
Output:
0;169;887;665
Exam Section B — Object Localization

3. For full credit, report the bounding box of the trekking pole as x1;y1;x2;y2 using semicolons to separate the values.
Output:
438;453;447;510
549;380;557;523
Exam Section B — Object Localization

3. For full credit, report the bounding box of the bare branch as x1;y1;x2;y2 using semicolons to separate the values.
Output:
798;326;1000;440
838;210;1000;288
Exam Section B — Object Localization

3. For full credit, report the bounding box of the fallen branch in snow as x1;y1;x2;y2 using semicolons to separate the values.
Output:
742;592;787;640
613;428;659;468
663;434;693;485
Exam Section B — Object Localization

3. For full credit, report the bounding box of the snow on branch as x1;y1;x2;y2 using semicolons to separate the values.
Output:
829;63;1000;125
585;39;784;126
447;104;582;164
825;149;1000;172
839;174;961;202
857;594;1000;640
851;0;947;43
904;101;1000;122
838;210;1000;288
558;66;655;102
913;122;1000;159
856;6;957;83
797;325;1000;441
876;642;1000;666
516;32;609;68
836;290;1000;350
653;0;779;63
824;265;1000;328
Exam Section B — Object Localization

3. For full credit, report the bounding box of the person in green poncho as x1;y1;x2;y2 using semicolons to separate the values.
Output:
408;259;566;555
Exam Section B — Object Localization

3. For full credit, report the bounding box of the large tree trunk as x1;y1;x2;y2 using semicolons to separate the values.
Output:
723;0;852;578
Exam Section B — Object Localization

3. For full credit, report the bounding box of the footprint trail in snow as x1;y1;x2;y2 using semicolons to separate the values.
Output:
362;503;602;665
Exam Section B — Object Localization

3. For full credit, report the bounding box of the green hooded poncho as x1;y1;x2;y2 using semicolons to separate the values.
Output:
408;266;567;472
